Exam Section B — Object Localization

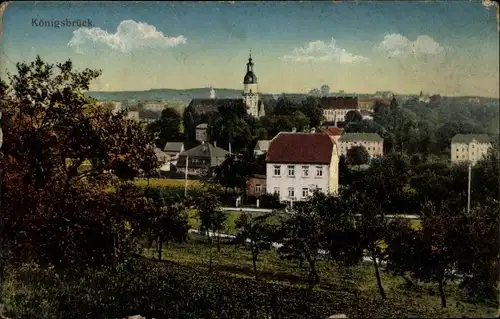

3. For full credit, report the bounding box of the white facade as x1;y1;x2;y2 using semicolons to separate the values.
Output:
451;140;491;165
323;108;357;122
266;163;331;202
243;83;260;117
339;140;384;158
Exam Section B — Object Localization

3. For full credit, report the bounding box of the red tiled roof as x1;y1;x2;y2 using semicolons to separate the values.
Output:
321;127;343;136
319;96;358;110
266;132;334;164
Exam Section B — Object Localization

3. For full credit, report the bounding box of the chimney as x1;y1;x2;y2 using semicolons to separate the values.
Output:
292;127;297;133
310;127;316;133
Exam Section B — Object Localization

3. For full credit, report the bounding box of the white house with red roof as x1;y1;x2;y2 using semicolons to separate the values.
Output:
265;131;339;203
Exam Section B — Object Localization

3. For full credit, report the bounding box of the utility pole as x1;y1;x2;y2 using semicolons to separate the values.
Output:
184;156;189;198
467;161;472;213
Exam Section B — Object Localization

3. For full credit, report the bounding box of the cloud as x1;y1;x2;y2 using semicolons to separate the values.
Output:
68;19;187;54
482;0;497;8
282;38;368;63
376;34;446;57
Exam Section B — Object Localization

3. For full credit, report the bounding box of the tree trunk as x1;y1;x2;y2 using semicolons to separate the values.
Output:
216;233;221;252
0;258;4;315
372;249;387;299
438;279;447;308
252;250;258;280
208;236;213;273
304;252;319;287
157;236;163;261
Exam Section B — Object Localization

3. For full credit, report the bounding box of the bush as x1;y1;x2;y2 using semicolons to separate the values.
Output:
260;193;286;209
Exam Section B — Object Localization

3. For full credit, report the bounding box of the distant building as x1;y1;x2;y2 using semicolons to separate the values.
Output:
319;96;359;123
177;142;230;177
195;123;208;142
320;127;343;144
359;109;374;120
451;134;492;165
163;142;185;166
154;148;171;171
254;140;271;156
338;133;384;158
126;111;140;121
266;132;339;203
358;98;376;110
246;174;267;198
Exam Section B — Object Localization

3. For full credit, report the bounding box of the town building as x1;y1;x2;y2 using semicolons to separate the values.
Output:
266;131;339;203
338;133;384;158
176;142;230;177
254;140;271;156
358;98;376;110
246;174;267;197
154;148;171;171
320;127;343;144
319;96;359;123
195;123;208;142
451;134;492;165
163;142;185;166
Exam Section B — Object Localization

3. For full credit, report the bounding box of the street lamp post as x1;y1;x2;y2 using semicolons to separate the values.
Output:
467;161;472;213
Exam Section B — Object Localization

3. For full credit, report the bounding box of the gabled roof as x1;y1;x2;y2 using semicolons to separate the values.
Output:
154;148;171;160
451;134;492;144
164;142;184;153
255;140;271;152
339;133;383;142
321;127;343;136
188;98;246;115
177;143;230;168
319;96;358;110
266;132;334;164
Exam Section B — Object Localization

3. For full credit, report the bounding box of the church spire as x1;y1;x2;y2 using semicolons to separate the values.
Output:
244;50;257;84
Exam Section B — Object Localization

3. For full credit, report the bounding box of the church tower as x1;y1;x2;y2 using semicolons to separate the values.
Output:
242;51;264;117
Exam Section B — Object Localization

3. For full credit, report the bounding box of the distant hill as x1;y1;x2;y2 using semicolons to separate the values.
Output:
85;88;245;102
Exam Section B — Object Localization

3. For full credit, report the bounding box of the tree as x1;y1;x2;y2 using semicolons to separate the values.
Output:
139;194;189;261
234;213;274;279
344;110;362;124
298;96;324;128
453;199;500;302
147;107;183;147
308;88;321;97
0;56;159;311
291;111;310;132
345;145;370;169
320;85;330;97
278;191;329;287
195;193;226;271
350;193;389;299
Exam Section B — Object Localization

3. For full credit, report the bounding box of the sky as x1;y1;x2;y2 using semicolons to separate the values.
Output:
0;1;499;97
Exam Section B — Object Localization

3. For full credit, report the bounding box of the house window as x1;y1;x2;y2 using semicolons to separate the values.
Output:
302;188;309;197
302;166;309;177
274;187;280;196
274;165;281;176
288;187;295;198
472;144;475;148
287;165;295;177
255;184;261;193
316;166;323;177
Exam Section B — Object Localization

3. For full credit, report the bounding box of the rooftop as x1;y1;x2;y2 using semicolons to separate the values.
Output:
339;133;383;142
319;96;359;110
451;134;492;144
266;132;334;164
